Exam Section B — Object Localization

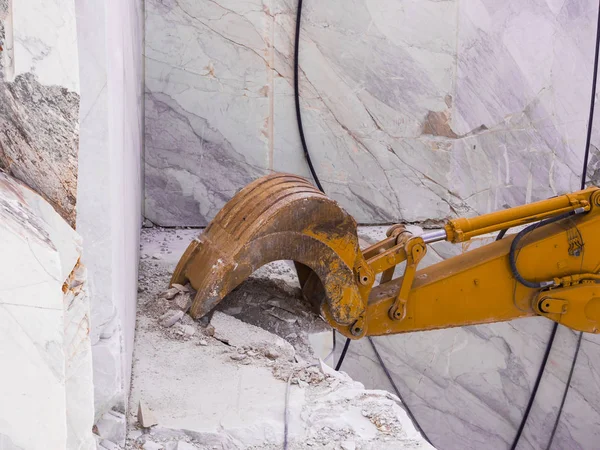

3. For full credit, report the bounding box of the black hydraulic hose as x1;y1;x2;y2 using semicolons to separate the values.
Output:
334;336;351;371
496;228;508;241
509;210;579;289
294;0;324;193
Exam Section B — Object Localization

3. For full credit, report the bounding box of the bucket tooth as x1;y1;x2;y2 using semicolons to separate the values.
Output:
171;173;367;327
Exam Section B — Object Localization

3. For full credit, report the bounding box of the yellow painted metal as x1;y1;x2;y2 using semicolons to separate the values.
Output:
172;172;600;340
444;187;597;243
363;189;600;338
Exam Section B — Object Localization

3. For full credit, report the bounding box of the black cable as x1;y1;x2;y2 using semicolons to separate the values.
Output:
546;332;584;450
335;336;351;371
496;225;560;450
509;323;558;450
581;0;600;191
368;337;433;446
511;4;600;445
294;0;324;193
509;210;578;289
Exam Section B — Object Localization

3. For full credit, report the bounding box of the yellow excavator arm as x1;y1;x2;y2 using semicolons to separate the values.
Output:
171;173;600;340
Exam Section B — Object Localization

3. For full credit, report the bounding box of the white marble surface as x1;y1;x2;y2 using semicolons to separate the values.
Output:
144;0;598;226
75;0;144;427
0;173;94;450
10;0;79;91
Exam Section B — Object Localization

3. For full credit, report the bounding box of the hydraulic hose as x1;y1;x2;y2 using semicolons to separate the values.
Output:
508;209;583;289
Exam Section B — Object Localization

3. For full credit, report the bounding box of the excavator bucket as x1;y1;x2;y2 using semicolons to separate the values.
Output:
171;173;369;329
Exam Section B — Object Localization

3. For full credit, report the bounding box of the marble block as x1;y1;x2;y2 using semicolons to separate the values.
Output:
0;0;80;227
75;0;144;424
0;173;94;450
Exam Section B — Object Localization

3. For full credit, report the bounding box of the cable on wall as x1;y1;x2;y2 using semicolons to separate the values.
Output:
510;3;600;447
293;0;431;444
294;0;324;193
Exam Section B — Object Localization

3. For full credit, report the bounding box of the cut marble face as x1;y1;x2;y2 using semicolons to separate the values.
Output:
144;0;599;227
0;0;80;227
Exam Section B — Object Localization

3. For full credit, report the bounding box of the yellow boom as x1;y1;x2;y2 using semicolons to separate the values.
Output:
171;173;600;340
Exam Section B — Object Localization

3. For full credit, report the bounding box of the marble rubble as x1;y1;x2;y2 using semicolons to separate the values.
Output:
130;234;435;449
0;172;95;450
144;0;600;227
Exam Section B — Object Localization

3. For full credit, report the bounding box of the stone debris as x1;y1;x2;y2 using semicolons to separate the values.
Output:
128;429;143;440
159;310;184;327
134;236;435;450
178;324;196;337
341;441;356;450
99;440;120;450
160;288;180;300
95;410;126;444
142;441;163;450
264;348;280;360
173;292;192;312
138;401;159;428
173;442;196;450
171;283;189;293
211;311;295;361
265;307;297;324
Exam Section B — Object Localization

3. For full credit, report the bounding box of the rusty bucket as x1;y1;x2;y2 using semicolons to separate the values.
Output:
171;173;369;331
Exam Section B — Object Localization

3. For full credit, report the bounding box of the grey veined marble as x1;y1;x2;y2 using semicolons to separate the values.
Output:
145;0;600;226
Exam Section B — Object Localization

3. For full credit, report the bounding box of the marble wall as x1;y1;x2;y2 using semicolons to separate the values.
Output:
0;172;95;450
0;0;80;227
144;0;599;227
75;0;144;438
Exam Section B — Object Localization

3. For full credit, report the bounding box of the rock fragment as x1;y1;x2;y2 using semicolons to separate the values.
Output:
99;440;119;450
341;441;356;450
137;400;158;428
160;288;179;299
142;441;163;450
230;353;247;361
173;293;192;312
180;325;195;337
171;283;189;292
265;348;280;360
159;310;184;327
211;311;295;361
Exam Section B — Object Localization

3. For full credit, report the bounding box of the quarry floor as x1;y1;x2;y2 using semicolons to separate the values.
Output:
125;227;435;450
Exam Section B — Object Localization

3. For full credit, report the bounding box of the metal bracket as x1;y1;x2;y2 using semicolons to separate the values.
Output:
538;298;568;314
389;237;426;321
